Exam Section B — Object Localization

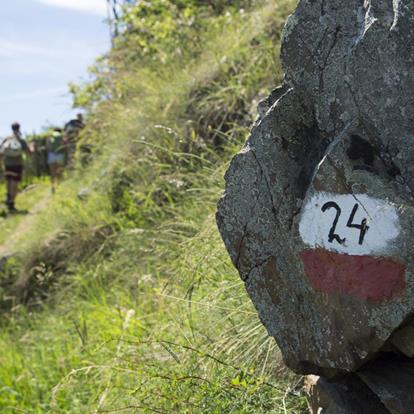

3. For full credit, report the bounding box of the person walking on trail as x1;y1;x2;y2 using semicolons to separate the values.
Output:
0;122;31;213
64;113;84;165
46;127;67;194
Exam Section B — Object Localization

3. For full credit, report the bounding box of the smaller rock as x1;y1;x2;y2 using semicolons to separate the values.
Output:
357;355;414;414
77;187;91;201
304;374;389;414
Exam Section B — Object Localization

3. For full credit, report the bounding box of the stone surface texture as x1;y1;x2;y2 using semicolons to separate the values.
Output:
217;0;414;377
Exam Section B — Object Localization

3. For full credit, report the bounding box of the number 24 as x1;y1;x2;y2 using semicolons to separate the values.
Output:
321;202;369;246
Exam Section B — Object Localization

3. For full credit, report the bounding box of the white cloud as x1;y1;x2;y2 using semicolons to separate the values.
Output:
0;39;59;58
35;0;107;16
0;38;103;59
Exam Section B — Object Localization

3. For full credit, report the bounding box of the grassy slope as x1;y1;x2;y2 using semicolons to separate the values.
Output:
0;1;307;413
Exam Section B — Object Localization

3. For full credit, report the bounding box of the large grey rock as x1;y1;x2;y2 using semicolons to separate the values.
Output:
217;0;414;376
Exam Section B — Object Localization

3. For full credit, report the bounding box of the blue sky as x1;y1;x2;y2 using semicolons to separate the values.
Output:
0;0;109;137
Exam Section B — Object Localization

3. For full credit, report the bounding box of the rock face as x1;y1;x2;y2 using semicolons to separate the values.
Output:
217;0;414;377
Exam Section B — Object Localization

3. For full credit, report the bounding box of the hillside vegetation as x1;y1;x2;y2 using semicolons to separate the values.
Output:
0;1;307;412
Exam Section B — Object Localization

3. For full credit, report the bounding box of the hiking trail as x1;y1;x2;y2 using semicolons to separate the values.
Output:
0;186;50;257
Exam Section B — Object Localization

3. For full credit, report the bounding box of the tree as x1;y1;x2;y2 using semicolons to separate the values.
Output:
106;0;134;39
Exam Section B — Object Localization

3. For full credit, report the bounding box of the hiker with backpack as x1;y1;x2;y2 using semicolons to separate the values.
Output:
46;127;67;194
64;113;84;165
0;123;32;213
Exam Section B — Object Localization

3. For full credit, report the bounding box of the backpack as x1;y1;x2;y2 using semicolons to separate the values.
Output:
50;132;64;153
0;136;23;157
64;119;83;133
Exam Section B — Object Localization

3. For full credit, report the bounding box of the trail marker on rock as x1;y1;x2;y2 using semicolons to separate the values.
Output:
299;193;400;256
217;0;414;410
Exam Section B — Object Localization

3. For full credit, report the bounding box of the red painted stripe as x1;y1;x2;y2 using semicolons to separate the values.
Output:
300;249;406;303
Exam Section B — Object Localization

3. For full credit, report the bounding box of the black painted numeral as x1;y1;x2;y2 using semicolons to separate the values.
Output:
321;201;369;246
321;202;346;245
346;204;369;245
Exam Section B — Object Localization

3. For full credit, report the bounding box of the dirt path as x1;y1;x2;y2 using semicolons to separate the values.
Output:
0;188;50;257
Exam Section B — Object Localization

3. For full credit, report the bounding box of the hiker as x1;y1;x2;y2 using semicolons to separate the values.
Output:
65;113;84;131
46;128;67;194
0;122;31;212
64;113;84;165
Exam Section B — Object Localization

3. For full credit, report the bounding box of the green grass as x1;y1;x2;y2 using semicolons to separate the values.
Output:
0;1;308;412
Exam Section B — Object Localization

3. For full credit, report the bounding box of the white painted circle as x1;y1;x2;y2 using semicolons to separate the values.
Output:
299;192;400;256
